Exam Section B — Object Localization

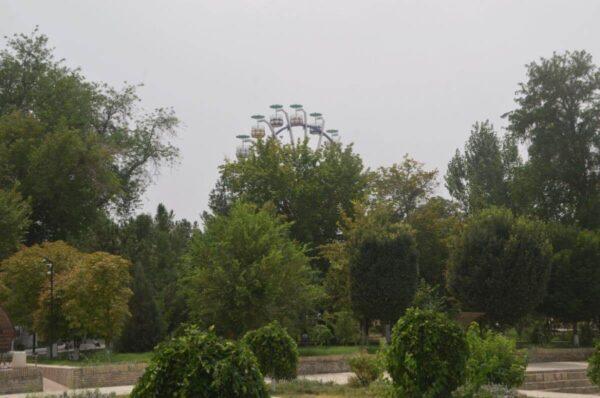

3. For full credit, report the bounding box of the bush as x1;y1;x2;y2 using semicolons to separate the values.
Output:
387;308;468;397
348;351;383;387
130;326;267;397
465;323;527;389
242;321;299;380
331;311;360;345
309;324;334;346
588;343;600;386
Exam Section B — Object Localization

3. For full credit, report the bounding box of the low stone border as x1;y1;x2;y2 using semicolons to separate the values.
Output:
34;362;147;389
0;367;43;394
298;355;351;375
526;347;594;362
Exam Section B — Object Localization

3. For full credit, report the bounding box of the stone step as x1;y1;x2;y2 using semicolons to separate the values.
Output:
522;368;600;394
546;385;600;394
525;370;588;383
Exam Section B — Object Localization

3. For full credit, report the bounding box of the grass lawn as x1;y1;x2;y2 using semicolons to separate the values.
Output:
297;345;378;357
34;350;153;366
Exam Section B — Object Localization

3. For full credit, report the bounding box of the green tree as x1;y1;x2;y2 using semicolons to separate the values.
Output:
61;252;132;349
0;241;79;331
541;226;600;332
406;197;461;286
445;121;519;213
0;30;179;242
447;207;552;327
209;138;368;271
117;263;163;352
347;204;418;341
507;51;600;229
0;187;30;259
371;155;438;220
185;202;320;338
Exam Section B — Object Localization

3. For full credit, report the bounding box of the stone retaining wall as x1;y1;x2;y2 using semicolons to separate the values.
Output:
35;362;147;389
298;355;351;375
526;347;594;362
0;367;43;394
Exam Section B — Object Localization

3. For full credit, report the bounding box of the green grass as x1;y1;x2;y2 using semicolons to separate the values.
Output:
298;345;378;357
34;350;152;366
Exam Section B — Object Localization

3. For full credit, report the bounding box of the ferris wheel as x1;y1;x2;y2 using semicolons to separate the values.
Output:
235;104;340;158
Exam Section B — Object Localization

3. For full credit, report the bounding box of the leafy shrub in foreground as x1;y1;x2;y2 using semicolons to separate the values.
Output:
348;351;383;387
465;323;527;389
130;326;267;397
387;308;468;397
588;343;600;386
242;321;299;380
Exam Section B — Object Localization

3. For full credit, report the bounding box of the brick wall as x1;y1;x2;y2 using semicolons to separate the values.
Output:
0;367;43;394
36;362;147;388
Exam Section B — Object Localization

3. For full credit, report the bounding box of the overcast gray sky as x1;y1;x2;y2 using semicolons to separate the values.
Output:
2;0;599;222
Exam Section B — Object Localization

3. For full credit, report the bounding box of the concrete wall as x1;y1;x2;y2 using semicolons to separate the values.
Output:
36;362;147;389
0;367;43;394
298;355;351;375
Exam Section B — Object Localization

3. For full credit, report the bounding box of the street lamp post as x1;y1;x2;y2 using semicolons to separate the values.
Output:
43;258;55;359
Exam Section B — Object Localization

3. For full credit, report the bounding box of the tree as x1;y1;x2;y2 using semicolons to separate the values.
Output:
185;202;320;338
506;51;600;229
0;30;179;243
208;138;368;271
447;207;552;327
371;155;438;220
541;226;600;329
0;187;30;259
0;241;79;331
61;252;132;349
346;204;418;341
406;197;461;286
117;263;163;352
445;121;519;213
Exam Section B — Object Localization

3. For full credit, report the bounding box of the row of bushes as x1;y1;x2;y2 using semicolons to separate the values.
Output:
130;308;532;397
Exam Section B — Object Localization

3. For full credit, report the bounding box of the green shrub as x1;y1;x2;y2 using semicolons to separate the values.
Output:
580;322;596;347
309;324;334;346
331;311;360;345
130;326;267;397
588;343;600;386
465;323;527;389
242;321;299;380
348;352;383;387
527;318;553;345
387;308;468;397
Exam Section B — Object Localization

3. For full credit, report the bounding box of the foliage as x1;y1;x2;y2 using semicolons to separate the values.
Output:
370;155;438;221
412;280;459;316
540;225;600;324
387;308;468;398
406;197;461;286
185;202;320;338
59;252;132;347
308;324;334;346
268;378;392;397
445;121;519;214
130;326;268;398
0;241;79;331
0;187;30;260
348;205;418;325
209;137;368;271
0;30;179;243
117;263;163;352
588;342;600;386
330;311;361;345
507;50;600;229
348;352;384;387
447;207;552;327
465;323;527;389
241;321;299;380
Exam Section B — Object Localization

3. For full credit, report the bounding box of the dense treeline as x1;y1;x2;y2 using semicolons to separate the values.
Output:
0;30;599;353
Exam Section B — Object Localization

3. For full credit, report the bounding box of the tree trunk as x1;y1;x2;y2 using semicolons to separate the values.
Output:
385;323;392;344
32;333;36;354
573;322;579;347
361;319;369;346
